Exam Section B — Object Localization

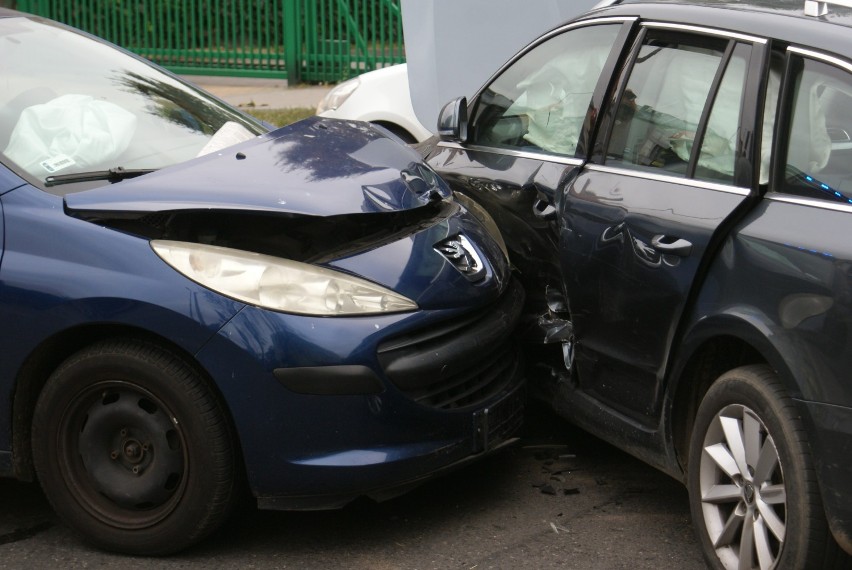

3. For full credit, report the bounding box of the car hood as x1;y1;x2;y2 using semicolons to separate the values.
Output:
63;117;450;217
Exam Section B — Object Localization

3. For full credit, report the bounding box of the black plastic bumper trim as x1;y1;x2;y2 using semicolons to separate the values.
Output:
274;365;384;395
377;279;525;391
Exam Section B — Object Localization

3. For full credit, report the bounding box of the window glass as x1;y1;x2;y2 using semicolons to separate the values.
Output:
778;58;852;204
695;43;750;183
470;24;621;156
606;34;728;177
759;54;784;186
0;17;266;189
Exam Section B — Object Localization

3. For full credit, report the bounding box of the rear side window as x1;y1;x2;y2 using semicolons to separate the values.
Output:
469;24;622;157
776;56;852;205
604;31;750;183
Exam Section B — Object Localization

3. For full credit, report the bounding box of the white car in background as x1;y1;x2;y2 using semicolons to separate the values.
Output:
316;63;432;144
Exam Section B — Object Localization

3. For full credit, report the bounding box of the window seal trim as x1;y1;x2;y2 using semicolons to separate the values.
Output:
469;17;638;110
584;164;750;195
687;40;737;179
787;45;852;75
642;22;767;44
435;141;584;167
767;193;852;213
535;16;637;43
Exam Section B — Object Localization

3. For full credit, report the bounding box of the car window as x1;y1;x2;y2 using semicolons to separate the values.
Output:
0;17;266;190
694;43;750;183
605;32;744;180
776;56;852;204
469;24;622;157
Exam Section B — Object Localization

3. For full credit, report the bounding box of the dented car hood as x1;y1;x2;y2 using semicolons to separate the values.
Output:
63;117;450;217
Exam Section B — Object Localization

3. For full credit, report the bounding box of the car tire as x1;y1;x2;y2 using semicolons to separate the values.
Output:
687;364;848;569
32;340;236;555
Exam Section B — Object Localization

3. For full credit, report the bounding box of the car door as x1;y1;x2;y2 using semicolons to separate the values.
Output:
559;24;766;423
426;17;634;328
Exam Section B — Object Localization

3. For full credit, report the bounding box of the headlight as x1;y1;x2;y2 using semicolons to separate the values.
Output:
316;77;360;113
152;240;417;316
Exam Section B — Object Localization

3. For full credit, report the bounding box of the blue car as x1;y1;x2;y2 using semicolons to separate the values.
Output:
0;10;525;554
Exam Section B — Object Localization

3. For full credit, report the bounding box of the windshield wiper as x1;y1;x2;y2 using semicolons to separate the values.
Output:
45;166;157;187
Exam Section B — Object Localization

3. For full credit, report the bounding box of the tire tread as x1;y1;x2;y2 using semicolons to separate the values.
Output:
32;338;236;555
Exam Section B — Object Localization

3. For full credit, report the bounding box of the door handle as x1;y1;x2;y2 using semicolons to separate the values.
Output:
651;234;693;256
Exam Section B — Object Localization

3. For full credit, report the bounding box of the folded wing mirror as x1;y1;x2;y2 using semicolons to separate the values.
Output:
437;97;468;143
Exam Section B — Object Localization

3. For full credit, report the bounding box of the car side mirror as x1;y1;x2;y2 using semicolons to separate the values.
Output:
437;97;468;143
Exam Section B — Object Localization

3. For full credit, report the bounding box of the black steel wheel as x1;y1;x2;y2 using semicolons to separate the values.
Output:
687;365;847;570
32;340;236;555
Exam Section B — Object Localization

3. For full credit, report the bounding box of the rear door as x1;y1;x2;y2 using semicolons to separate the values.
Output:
561;24;766;422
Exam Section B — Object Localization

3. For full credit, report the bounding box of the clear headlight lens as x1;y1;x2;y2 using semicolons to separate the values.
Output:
152;240;417;316
316;77;361;113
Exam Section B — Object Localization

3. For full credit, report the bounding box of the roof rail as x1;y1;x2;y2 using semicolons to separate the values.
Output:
805;0;852;16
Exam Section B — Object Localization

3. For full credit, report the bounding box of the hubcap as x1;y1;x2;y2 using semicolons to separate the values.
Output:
698;404;786;570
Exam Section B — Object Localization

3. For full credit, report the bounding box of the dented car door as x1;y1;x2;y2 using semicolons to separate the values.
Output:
557;28;764;423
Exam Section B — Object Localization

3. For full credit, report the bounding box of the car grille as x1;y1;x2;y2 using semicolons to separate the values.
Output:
377;279;524;410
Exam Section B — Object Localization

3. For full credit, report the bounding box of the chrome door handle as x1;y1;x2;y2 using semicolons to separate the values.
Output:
651;234;693;256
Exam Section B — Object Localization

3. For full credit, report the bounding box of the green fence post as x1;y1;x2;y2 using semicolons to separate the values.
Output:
283;0;300;84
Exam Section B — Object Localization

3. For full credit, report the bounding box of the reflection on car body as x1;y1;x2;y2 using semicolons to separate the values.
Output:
423;1;852;568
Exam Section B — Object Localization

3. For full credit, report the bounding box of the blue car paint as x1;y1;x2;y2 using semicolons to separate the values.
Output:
0;117;521;507
0;167;23;196
195;306;497;500
0;186;246;450
64;118;450;216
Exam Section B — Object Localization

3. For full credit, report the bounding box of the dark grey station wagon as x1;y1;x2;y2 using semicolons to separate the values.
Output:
421;0;852;568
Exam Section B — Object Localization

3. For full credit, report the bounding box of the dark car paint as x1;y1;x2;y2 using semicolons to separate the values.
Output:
558;169;749;423
425;147;570;323
424;1;852;552
674;196;852;545
64;118;448;217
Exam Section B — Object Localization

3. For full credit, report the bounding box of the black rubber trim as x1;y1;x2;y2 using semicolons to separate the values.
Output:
273;365;384;395
377;279;525;391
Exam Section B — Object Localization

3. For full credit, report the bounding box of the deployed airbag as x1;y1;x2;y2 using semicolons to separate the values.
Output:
3;94;137;176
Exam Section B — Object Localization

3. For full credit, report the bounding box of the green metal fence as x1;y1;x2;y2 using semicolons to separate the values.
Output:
15;0;405;83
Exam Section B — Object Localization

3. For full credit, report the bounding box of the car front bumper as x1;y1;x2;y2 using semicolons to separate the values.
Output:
194;279;526;509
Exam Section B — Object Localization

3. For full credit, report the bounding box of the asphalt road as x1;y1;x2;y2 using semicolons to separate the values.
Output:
0;407;707;569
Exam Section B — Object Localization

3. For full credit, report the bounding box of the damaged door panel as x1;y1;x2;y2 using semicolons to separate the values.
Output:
428;144;579;377
553;35;760;424
558;168;750;422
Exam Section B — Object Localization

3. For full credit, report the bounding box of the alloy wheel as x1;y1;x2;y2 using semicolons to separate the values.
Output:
698;403;786;570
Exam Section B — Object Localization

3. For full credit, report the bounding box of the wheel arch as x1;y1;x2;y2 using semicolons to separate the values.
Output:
666;312;803;477
11;324;244;483
371;120;419;144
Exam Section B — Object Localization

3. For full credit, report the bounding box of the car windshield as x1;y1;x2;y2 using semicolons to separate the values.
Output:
0;16;268;189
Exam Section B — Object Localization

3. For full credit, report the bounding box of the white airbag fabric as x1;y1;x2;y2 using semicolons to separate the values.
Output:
4;94;137;174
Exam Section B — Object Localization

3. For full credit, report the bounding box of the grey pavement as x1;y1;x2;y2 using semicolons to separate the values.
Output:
181;75;333;110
